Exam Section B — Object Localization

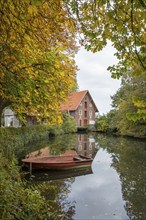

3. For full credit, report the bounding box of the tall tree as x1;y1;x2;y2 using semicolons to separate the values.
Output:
111;72;146;137
64;0;146;127
65;0;146;78
0;0;77;125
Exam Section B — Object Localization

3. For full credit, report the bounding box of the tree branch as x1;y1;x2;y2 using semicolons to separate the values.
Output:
138;0;146;9
130;0;146;70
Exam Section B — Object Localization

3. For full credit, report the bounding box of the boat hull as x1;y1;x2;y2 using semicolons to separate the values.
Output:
22;155;93;171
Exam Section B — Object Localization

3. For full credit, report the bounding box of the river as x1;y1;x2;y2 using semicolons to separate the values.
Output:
22;133;146;220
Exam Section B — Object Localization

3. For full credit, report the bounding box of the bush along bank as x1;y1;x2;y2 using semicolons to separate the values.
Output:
0;150;51;220
0;114;77;219
95;112;146;139
0;114;77;150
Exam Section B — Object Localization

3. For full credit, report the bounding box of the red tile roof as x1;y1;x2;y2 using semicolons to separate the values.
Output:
60;90;98;112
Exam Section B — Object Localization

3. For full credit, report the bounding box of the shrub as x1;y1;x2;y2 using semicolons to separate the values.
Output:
0;151;49;220
61;113;77;134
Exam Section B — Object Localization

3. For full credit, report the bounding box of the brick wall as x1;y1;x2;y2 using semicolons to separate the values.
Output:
74;93;96;127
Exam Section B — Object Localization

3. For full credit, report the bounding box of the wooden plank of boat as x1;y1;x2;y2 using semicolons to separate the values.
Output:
22;155;93;171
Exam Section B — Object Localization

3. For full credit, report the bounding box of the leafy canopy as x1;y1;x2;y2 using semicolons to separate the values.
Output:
0;0;77;124
110;72;146;137
65;0;146;128
65;0;146;78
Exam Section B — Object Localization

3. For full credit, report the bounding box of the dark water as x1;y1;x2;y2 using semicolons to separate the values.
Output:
23;133;146;220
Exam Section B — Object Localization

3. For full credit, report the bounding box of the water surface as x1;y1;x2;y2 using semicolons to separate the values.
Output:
23;133;146;220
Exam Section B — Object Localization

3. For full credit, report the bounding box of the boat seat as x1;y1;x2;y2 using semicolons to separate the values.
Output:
73;156;84;161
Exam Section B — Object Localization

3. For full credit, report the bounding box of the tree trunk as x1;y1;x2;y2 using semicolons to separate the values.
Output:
0;108;3;127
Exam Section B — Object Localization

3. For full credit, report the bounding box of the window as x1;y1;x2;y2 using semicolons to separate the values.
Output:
89;143;92;150
84;142;87;150
78;144;82;151
89;110;92;119
84;111;87;117
79;110;82;115
85;101;87;108
84;119;87;126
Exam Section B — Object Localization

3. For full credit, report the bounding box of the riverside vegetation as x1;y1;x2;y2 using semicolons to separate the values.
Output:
1;0;146;219
0;114;77;220
95;72;146;139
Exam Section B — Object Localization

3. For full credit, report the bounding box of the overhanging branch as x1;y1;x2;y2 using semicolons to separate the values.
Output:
130;0;146;70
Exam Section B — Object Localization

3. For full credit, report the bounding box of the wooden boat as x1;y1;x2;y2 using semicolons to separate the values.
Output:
22;154;93;171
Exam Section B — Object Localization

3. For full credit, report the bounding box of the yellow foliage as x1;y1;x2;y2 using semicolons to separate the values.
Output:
28;5;38;15
0;0;77;125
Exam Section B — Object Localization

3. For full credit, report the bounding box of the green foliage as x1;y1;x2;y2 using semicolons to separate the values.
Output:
0;118;77;150
47;114;77;136
48;133;77;155
28;176;76;219
61;113;77;134
109;73;146;138
0;0;77;125
65;0;146;78
0;125;49;150
95;110;117;133
95;115;109;132
0;151;49;220
0;120;77;219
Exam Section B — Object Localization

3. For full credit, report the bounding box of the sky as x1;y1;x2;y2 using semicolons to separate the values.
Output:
75;43;121;115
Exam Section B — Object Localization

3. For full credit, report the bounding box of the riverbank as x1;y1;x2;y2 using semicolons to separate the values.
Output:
0;115;77;220
95;112;146;139
94;129;146;140
0;114;77;150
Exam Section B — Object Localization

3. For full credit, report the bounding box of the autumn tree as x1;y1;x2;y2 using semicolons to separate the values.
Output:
64;0;146;125
110;72;146;137
65;0;146;77
1;0;145;126
0;0;77;126
95;71;146;138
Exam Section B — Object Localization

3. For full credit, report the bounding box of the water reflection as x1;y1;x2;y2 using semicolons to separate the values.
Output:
96;135;146;220
76;134;98;159
23;133;97;160
26;166;93;182
23;133;146;220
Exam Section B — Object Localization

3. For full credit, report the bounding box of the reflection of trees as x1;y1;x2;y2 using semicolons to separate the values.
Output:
96;134;146;220
16;134;78;162
22;133;97;219
29;177;76;220
19;133;98;161
48;134;78;155
16;138;50;160
117;145;146;220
